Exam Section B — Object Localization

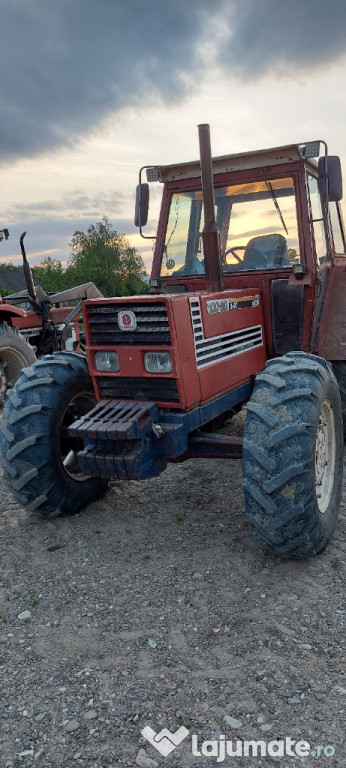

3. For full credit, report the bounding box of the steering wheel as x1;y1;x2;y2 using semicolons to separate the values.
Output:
224;246;246;263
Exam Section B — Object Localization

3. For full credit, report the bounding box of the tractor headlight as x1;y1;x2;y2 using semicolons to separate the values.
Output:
94;351;120;372
144;351;173;373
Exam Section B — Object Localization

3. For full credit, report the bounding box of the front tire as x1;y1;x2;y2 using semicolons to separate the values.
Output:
0;351;108;518
242;352;343;558
332;361;346;439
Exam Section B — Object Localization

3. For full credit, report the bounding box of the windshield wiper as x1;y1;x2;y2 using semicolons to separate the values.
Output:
260;168;288;235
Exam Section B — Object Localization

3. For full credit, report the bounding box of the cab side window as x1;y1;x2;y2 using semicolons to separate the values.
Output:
307;174;328;264
330;201;346;253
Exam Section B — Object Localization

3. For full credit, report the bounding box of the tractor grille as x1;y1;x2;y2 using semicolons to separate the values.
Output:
86;302;171;345
98;376;179;403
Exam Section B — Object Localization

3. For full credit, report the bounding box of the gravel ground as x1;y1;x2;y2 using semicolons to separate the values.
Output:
0;413;345;768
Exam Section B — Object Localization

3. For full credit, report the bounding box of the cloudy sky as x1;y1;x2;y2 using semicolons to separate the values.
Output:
1;0;346;273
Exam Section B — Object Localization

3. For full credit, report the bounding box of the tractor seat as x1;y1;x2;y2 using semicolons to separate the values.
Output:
243;234;288;269
173;255;205;275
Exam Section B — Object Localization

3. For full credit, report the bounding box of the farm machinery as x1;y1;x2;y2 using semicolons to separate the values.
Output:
1;125;345;558
0;231;102;404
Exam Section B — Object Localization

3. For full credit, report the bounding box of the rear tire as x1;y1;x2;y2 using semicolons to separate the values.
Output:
0;322;36;405
0;351;108;518
242;352;343;558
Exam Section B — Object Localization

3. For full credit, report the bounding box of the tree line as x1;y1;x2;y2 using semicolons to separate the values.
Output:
1;218;148;298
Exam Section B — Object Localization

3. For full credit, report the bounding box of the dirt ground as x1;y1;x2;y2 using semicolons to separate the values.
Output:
0;413;345;768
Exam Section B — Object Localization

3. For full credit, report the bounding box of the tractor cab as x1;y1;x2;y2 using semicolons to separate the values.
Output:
136;140;346;360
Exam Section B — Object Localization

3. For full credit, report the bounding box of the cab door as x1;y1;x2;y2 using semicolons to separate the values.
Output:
307;173;331;352
319;199;346;359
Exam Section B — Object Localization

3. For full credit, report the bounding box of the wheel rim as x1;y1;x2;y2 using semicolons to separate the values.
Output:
0;348;30;403
60;390;95;481
315;399;336;514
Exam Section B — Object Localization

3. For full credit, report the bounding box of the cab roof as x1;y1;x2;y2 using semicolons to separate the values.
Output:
157;143;313;183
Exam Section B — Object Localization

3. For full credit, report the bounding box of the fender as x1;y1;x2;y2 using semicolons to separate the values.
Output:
0;300;26;321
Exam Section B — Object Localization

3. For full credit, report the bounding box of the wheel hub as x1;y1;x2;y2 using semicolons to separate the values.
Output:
315;399;336;514
60;390;96;482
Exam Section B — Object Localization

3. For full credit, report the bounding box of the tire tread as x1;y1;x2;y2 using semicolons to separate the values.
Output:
0;351;108;517
243;352;343;558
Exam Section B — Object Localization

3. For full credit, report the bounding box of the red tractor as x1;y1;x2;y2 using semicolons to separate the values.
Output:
1;126;344;559
0;232;102;404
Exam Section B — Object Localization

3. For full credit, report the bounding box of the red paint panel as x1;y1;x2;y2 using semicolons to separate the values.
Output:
12;306;76;329
0;304;26;319
319;264;346;359
189;291;266;402
199;289;262;339
198;345;266;403
168;295;201;409
85;294;201;410
84;292;266;412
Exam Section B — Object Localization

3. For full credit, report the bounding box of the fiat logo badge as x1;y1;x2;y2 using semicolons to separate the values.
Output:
118;310;137;331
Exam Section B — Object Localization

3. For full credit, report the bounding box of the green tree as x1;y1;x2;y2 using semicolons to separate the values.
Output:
0;262;21;270
32;256;67;293
68;217;147;297
0;284;13;297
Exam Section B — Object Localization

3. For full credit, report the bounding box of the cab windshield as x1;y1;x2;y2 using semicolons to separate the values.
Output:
160;177;300;277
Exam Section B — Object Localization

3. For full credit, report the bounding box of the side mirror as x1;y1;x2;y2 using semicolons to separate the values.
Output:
134;183;149;227
318;156;343;203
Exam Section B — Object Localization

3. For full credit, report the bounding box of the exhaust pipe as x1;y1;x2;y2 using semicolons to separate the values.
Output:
198;124;223;293
20;231;37;304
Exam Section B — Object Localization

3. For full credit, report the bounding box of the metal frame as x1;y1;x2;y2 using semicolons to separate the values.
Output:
68;381;252;481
